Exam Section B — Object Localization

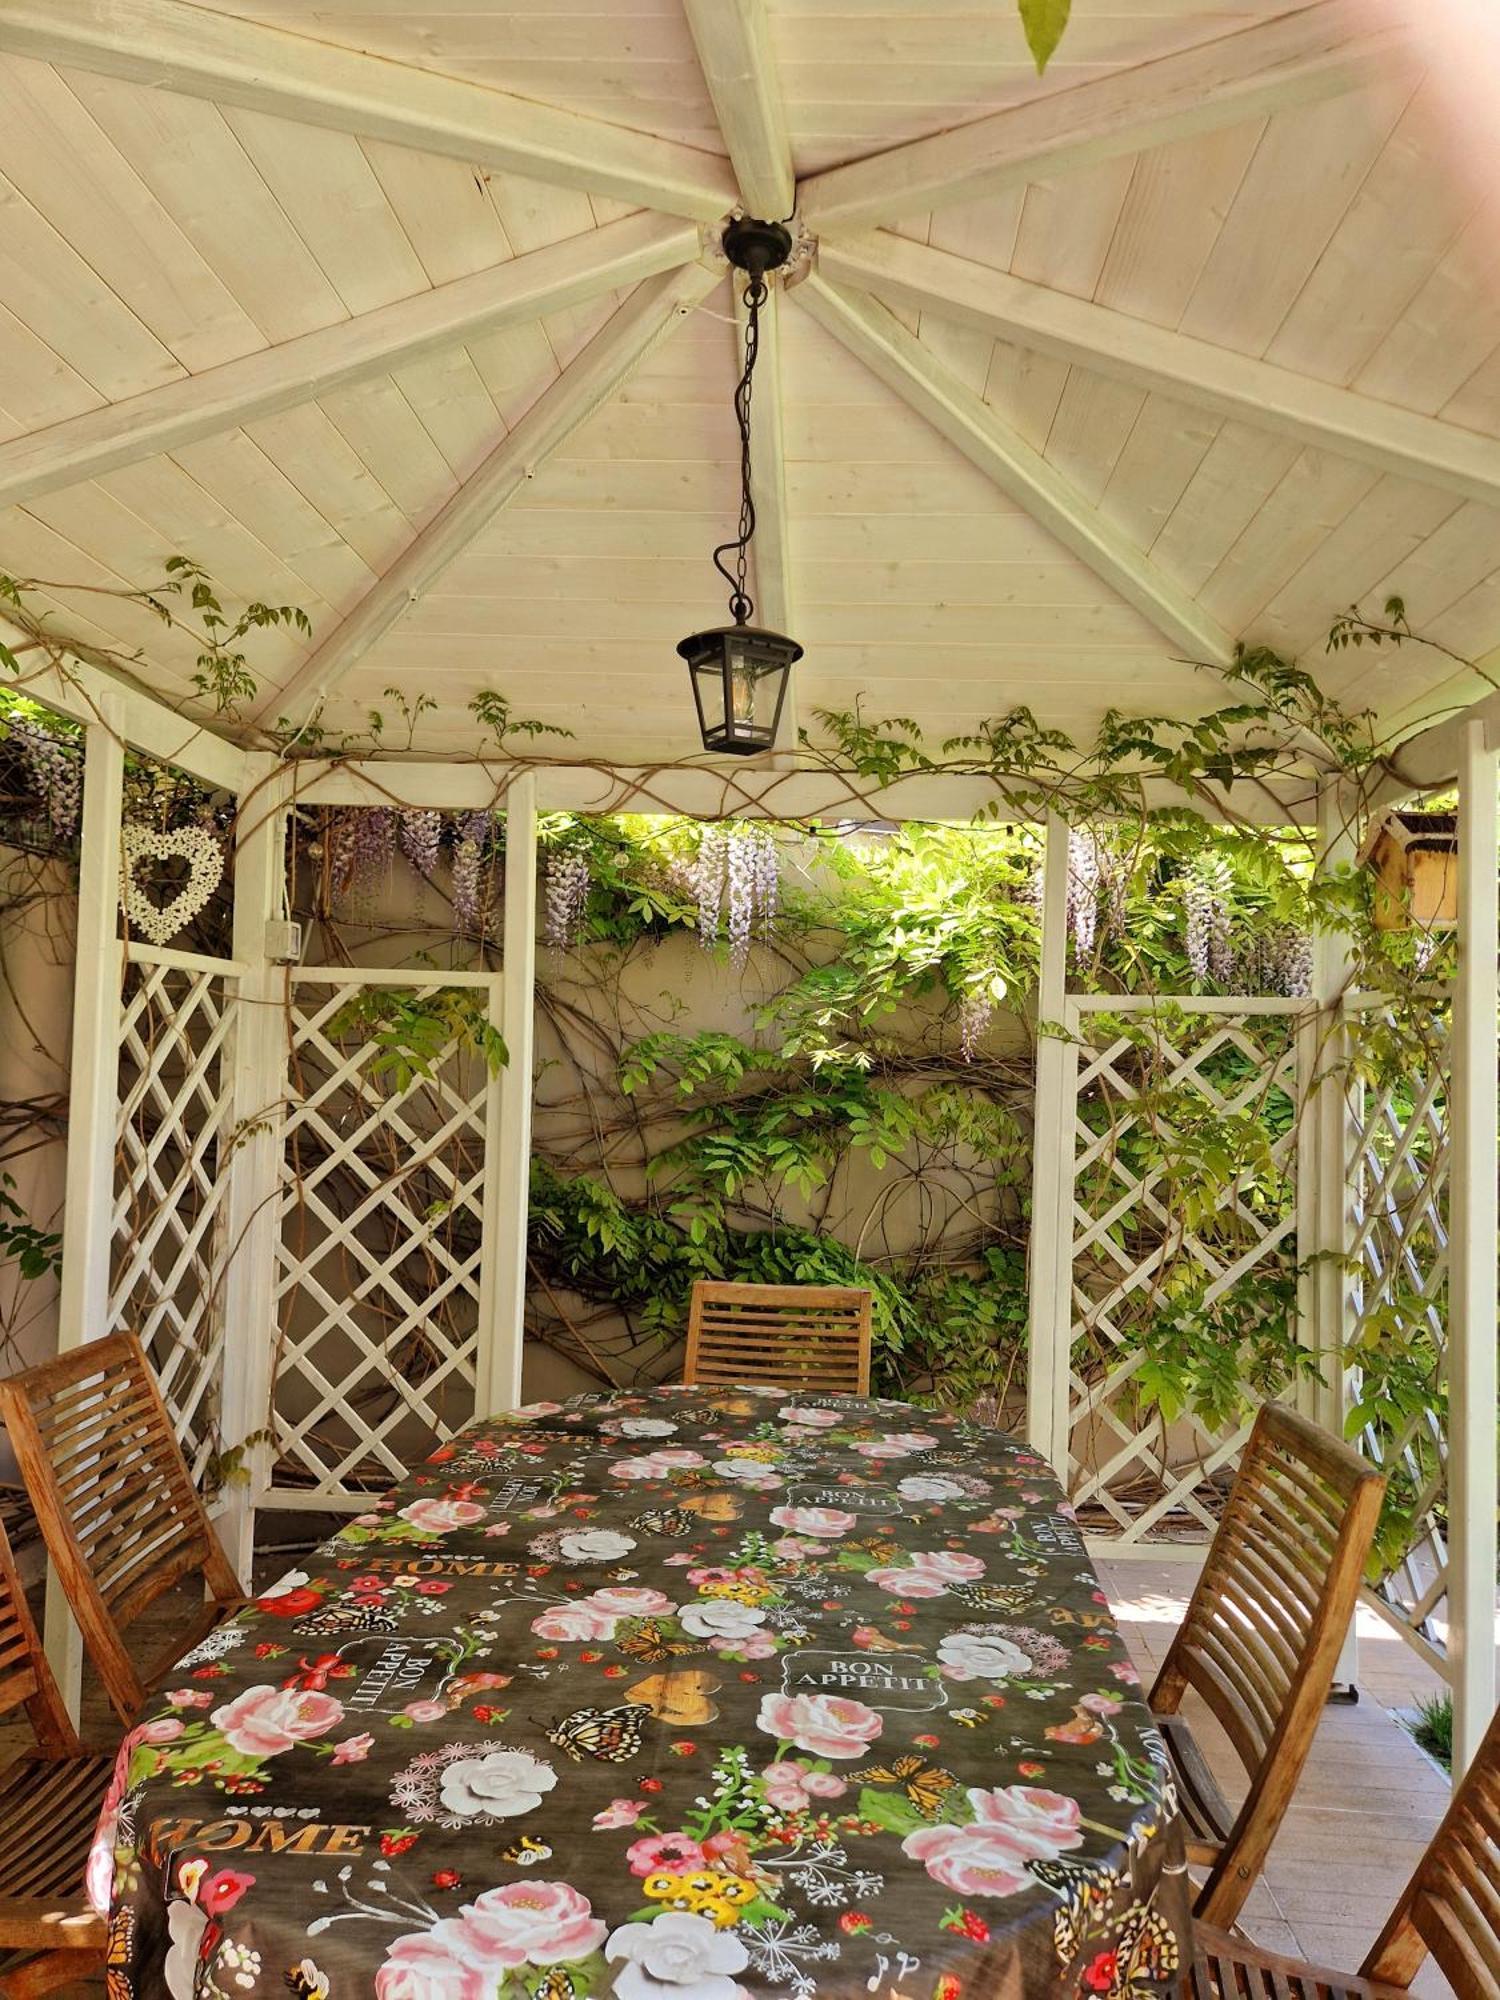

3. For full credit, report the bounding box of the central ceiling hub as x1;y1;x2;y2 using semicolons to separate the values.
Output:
722;215;795;280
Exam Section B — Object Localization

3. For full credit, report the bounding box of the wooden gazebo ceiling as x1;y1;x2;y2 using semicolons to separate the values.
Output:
0;0;1492;767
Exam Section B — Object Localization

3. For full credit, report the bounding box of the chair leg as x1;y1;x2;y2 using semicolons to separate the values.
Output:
0;1947;102;1999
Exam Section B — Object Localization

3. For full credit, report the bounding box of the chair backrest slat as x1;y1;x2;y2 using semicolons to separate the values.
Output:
684;1282;873;1396
1151;1400;1385;1929
1365;1707;1500;1997
0;1331;240;1722
0;1510;77;1752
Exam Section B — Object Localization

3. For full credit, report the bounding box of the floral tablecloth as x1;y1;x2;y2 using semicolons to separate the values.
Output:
96;1385;1188;2000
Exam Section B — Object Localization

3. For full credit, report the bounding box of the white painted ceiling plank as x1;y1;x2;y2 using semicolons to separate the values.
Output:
0;0;738;220
259;261;720;724
0;211;698;511
798;1;1411;228
821;230;1500;509
798;276;1234;665
681;0;794;218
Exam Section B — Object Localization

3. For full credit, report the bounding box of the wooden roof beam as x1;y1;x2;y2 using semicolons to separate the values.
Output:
257;262;721;727
0;212;701;511
799;0;1411;229
822;229;1500;509
0;0;737;221
682;0;795;220
798;276;1235;667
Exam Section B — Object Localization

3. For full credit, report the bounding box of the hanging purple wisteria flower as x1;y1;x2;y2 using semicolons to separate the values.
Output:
350;806;397;886
451;811;492;934
544;847;591;949
12;718;82;841
1066;829;1100;959
694;824;779;968
398;808;442;879
958;987;994;1063
694;825;727;949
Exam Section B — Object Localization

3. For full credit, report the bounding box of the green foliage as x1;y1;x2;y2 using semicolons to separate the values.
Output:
148;555;311;717
1412;1690;1453;1769
1018;0;1071;71
470;690;575;747
0;1173;61;1280
325;986;509;1091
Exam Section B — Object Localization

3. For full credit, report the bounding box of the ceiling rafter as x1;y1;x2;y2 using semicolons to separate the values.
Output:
0;0;736;220
0;212;700;512
257;262;721;727
821;230;1500;509
798;0;1412;229
682;0;794;221
797;276;1236;667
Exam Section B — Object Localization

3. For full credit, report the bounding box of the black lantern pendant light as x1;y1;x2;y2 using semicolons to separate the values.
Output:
679;217;803;756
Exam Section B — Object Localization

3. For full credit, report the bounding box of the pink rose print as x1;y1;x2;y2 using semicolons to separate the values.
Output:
903;1785;1083;1898
164;1688;214;1709
778;1406;840;1428
757;1691;884;1760
461;1881;607;1965
626;1831;707;1877
403;1699;449;1723
854;1432;940;1459
768;1505;858;1539
332;1733;376;1764
376;1927;491;2000
211;1684;345;1758
531;1604;617;1643
585;1586;675;1619
593;1797;649;1830
399;1498;487;1535
763;1762;849;1813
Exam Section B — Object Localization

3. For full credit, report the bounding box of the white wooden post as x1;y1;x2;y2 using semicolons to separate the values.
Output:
1297;779;1360;1686
216;756;293;1582
476;769;538;1417
1027;811;1078;1478
1448;718;1498;1777
44;691;125;1709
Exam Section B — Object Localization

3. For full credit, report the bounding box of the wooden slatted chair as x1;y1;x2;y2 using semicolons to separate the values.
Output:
1190;1699;1500;1999
0;1332;245;1726
683;1281;874;1395
1149;1401;1385;1930
0;1511;111;1998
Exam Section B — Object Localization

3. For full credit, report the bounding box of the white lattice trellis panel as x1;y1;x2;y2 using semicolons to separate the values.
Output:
1065;998;1309;1544
112;946;241;1482
1345;994;1454;1672
271;974;497;1501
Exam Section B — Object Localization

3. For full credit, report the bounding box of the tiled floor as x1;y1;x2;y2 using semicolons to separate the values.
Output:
1100;1557;1457;1999
14;1555;1465;1996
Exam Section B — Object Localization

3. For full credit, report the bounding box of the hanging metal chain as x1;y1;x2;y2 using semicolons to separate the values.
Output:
712;271;767;626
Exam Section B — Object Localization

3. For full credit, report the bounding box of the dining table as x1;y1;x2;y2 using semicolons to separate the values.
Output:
93;1383;1190;2000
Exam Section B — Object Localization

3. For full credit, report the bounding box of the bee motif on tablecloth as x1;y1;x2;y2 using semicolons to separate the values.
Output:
502;1836;553;1867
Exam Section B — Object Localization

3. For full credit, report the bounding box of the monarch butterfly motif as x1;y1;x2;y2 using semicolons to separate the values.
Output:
850;1753;958;1819
951;1581;1037;1615
1032;1854;1119;1955
630;1507;694;1537
105;1906;136;2000
1091;1906;1181;1994
295;1601;398;1638
546;1702;649;1764
617;1619;698;1666
502;1836;554;1866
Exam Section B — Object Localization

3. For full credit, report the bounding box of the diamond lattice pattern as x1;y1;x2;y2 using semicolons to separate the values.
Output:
112;956;239;1483
1065;1006;1306;1543
1346;997;1453;1664
272;981;492;1498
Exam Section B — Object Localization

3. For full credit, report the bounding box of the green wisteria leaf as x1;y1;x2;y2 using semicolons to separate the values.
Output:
1018;0;1071;71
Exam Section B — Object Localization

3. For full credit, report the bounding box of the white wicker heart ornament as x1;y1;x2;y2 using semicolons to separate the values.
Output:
120;823;224;945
